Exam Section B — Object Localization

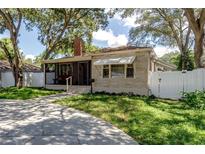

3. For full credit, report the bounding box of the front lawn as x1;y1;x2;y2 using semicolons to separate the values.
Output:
56;93;205;145
0;87;62;100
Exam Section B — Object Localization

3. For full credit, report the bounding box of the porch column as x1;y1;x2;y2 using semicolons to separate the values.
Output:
44;63;46;88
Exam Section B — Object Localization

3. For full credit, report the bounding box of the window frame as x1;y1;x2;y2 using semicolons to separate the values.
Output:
102;63;135;79
126;64;134;78
102;65;109;78
111;64;125;78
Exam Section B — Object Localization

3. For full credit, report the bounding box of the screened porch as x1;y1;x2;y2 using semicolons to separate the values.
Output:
44;60;91;86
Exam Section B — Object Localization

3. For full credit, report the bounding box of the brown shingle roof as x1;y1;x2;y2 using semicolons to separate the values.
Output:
95;46;153;53
0;61;42;72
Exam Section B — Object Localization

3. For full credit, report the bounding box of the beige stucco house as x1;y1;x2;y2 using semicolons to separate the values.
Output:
42;39;176;96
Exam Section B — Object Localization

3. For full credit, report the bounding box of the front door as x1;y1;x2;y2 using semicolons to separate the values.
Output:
78;62;90;85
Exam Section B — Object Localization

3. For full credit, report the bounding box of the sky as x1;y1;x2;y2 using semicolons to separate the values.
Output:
0;13;175;60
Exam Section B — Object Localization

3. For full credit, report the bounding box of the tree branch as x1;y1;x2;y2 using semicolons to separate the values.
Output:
156;8;182;50
0;41;14;66
184;8;200;35
16;8;22;35
184;26;191;50
0;9;13;32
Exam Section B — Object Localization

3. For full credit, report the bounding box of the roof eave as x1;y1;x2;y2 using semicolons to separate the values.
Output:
42;55;92;64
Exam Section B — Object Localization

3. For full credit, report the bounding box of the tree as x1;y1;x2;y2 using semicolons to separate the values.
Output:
25;9;108;60
0;38;14;61
0;9;23;88
84;43;100;53
160;51;195;71
23;58;33;64
184;9;205;68
33;43;100;67
115;8;194;70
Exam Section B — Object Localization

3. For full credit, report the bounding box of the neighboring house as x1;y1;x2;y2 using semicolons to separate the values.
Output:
151;58;176;72
0;61;44;87
42;38;176;95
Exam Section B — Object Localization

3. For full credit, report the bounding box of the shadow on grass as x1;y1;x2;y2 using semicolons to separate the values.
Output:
57;93;205;144
0;87;61;100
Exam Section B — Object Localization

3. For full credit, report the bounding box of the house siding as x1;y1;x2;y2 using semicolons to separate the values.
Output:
91;51;150;96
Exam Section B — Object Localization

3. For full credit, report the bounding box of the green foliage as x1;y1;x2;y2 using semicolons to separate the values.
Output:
182;91;205;109
32;53;45;66
56;94;205;144
84;43;100;53
23;58;33;64
0;38;33;65
177;52;195;71
160;51;179;65
24;9;108;59
33;43;100;66
116;9;193;48
0;38;15;60
0;9;21;34
114;8;195;69
160;51;195;71
0;87;61;100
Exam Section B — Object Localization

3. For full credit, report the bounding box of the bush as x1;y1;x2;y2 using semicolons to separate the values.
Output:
182;91;205;109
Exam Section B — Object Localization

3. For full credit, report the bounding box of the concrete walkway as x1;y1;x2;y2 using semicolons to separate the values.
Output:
0;93;137;145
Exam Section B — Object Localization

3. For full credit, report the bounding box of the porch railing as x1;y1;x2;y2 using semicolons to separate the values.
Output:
66;76;72;93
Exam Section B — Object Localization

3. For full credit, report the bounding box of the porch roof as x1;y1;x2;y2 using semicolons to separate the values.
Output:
93;55;136;65
42;56;91;64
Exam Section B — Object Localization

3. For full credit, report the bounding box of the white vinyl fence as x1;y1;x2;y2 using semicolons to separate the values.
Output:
149;69;205;99
0;71;44;88
23;72;45;87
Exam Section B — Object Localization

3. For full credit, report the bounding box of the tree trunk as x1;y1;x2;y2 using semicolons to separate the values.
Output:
12;40;23;88
194;35;204;68
181;50;186;70
12;61;23;88
15;63;23;89
43;49;50;60
179;45;189;70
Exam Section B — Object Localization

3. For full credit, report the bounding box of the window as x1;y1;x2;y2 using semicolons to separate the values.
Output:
126;64;134;78
103;65;109;78
111;65;124;78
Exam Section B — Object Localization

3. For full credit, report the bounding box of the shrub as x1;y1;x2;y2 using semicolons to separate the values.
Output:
149;94;156;99
182;90;205;109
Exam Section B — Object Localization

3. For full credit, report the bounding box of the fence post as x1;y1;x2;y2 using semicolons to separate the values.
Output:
158;72;161;98
182;70;187;95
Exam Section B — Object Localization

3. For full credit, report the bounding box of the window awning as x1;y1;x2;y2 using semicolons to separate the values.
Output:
93;55;136;65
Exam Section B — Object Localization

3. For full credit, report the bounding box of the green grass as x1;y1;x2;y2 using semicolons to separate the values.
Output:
56;93;205;145
0;87;62;100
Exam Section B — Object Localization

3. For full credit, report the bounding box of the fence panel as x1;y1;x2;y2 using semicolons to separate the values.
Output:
23;72;45;87
0;72;44;88
149;69;205;99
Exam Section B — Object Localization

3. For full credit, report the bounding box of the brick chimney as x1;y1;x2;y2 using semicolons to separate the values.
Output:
73;37;84;56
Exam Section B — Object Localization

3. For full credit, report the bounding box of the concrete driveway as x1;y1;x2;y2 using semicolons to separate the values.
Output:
0;93;137;145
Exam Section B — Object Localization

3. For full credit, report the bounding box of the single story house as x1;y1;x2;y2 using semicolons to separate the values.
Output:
42;38;176;95
0;61;43;87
